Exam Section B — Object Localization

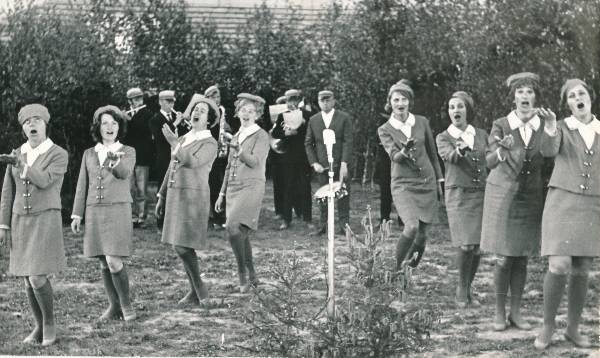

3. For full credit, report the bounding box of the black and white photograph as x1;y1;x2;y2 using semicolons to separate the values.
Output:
0;0;598;356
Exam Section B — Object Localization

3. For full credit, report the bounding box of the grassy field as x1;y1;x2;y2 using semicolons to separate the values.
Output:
0;180;598;357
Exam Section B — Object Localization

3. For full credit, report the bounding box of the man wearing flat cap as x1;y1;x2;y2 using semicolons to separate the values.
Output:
123;87;154;227
271;89;313;230
305;90;354;236
149;90;189;229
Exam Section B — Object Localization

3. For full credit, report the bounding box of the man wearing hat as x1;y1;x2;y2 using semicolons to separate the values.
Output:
203;85;238;230
305;90;354;236
149;90;189;229
271;89;313;230
123;87;154;227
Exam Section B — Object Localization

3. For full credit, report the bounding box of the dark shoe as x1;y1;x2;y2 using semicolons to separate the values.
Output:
178;290;199;305
508;315;532;330
310;227;326;236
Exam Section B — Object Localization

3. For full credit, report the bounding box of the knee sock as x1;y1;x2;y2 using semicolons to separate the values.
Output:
33;280;55;345
23;284;43;343
179;249;208;300
542;272;567;331
509;257;528;317
567;272;589;334
468;253;481;299
395;234;414;271
111;266;135;320
100;268;122;319
243;236;257;284
228;231;247;285
456;249;473;303
494;258;512;321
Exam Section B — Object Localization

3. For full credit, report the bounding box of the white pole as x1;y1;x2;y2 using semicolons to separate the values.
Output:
323;129;336;319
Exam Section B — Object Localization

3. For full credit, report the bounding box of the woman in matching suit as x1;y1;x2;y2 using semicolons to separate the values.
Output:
0;104;68;346
71;105;137;322
377;80;443;271
480;72;546;331
215;93;270;293
155;95;218;304
534;79;599;350
436;91;488;308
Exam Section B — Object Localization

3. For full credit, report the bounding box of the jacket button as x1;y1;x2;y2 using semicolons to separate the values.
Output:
477;169;481;173
96;195;100;199
583;162;591;167
100;196;104;199
97;176;103;180
580;184;588;190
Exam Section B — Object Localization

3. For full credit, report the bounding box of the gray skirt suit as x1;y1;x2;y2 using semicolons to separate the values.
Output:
72;145;136;257
436;127;488;246
377;115;443;224
0;143;68;276
539;118;600;257
159;135;217;249
223;129;270;231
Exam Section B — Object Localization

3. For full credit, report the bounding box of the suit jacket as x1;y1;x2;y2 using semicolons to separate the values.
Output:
123;106;154;166
304;109;353;169
271;109;311;164
0;144;68;225
377;115;443;189
436;127;488;189
71;145;136;217
159;137;218;196
222;129;270;192
485;116;545;192
540;120;600;196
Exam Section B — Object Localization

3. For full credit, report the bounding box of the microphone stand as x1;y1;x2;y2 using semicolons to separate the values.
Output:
323;129;336;319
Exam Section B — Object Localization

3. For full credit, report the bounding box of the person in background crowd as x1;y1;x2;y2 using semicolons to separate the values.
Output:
436;91;488;308
215;93;270;293
149;90;189;230
0;104;68;346
270;89;313;230
377;80;443;271
480;72;546;332
123;87;154;227
268;96;286;221
71;105;137;322
534;79;599;350
155;95;218;304
203;85;233;230
305;90;353;236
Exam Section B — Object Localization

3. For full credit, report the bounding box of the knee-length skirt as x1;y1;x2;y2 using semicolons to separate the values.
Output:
445;187;485;246
541;187;600;257
226;179;265;231
9;209;66;276
84;203;133;257
391;183;439;224
162;187;210;250
480;182;543;256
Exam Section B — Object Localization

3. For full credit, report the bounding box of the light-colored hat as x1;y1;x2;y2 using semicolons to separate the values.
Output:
204;85;219;97
18;104;50;125
237;92;266;105
285;89;301;98
385;79;414;112
275;96;287;104
126;87;143;99
158;90;176;100
560;78;595;108
505;72;539;88
318;90;334;100
93;105;127;124
183;93;221;128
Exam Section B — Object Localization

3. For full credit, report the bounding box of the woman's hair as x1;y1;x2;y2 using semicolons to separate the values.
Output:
192;101;218;128
235;98;264;118
560;78;596;109
90;106;128;143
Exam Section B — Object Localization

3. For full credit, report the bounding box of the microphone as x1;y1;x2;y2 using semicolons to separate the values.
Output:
323;129;336;163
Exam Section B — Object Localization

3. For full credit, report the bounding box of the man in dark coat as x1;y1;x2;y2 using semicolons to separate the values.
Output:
149;90;189;229
271;89;313;230
304;90;353;235
123;87;155;227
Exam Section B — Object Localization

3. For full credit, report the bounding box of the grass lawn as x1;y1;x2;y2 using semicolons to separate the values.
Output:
0;180;598;357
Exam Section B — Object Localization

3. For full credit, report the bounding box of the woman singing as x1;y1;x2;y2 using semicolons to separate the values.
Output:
215;93;270;293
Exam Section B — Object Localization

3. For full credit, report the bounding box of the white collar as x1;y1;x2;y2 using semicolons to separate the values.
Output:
21;138;54;166
564;116;600;134
507;111;540;131
321;108;335;118
447;124;475;138
181;129;212;147
388;113;415;130
160;109;172;120
238;123;261;144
